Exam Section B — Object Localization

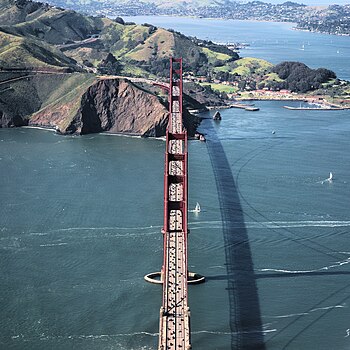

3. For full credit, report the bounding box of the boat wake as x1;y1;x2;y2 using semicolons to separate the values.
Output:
319;172;333;184
188;220;350;230
265;304;346;319
28;225;162;236
259;255;350;274
9;330;159;350
192;326;276;336
39;243;68;247
189;202;201;213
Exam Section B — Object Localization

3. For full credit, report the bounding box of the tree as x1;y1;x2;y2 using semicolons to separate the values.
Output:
238;80;247;91
271;61;337;93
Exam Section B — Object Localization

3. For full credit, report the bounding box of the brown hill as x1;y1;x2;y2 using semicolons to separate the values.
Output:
0;73;199;136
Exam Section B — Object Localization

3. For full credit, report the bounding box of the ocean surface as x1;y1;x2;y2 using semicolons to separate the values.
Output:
1;17;350;350
1;102;350;349
125;16;350;81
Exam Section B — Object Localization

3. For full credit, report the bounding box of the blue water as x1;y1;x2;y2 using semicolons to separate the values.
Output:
1;17;350;350
1;101;350;349
125;16;350;81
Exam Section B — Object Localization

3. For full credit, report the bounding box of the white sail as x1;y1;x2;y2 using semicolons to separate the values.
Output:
194;202;201;213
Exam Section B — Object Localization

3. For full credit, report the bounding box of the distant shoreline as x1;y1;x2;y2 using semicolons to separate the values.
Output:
124;15;294;26
125;15;350;38
292;26;350;37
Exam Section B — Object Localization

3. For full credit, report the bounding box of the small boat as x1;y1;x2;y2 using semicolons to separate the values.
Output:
193;202;201;213
320;172;334;184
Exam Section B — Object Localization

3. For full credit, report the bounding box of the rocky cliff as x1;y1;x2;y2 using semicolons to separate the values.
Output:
1;74;199;137
68;79;171;136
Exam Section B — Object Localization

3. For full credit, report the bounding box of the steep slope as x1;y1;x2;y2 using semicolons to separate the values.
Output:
0;0;238;77
64;20;238;77
0;72;96;127
0;29;77;69
0;0;53;25
0;73;199;136
32;78;199;136
0;0;218;136
126;28;175;62
67;79;170;136
0;0;106;44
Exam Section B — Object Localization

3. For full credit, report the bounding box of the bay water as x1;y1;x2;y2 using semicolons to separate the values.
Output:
1;17;350;350
125;16;350;81
1;101;350;349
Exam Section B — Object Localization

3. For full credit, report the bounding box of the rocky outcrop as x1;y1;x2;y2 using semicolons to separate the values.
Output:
0;74;200;136
26;77;199;137
0;110;28;127
213;111;221;120
184;82;228;107
0;75;42;128
66;79;171;136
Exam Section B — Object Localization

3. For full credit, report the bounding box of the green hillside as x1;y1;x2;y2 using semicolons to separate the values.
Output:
0;30;77;70
214;57;273;76
0;0;54;25
64;20;238;77
126;28;175;61
30;73;98;131
0;7;105;44
0;0;238;77
0;71;97;126
1;0;348;131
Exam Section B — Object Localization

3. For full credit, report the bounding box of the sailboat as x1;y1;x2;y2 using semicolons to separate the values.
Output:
320;172;334;184
193;202;201;213
300;43;305;51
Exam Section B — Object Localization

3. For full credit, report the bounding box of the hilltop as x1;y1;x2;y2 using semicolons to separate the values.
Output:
296;4;350;36
0;0;239;74
1;0;231;134
1;0;349;134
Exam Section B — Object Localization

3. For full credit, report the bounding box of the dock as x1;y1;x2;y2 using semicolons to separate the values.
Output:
230;103;259;111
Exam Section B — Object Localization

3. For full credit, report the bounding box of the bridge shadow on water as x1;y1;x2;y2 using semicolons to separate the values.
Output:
204;120;266;350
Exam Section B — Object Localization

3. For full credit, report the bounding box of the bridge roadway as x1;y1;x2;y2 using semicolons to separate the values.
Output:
158;58;191;350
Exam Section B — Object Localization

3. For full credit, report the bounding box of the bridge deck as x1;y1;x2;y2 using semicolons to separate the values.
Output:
158;58;191;350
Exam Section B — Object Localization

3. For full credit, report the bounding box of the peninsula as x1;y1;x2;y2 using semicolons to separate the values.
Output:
1;0;349;136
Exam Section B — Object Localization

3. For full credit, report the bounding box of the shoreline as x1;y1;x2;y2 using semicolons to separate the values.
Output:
207;95;350;110
22;126;56;132
124;15;294;26
125;14;349;38
292;26;350;37
19;126;167;140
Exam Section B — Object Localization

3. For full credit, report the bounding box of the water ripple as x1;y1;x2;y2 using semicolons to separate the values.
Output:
265;304;347;319
259;255;350;274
